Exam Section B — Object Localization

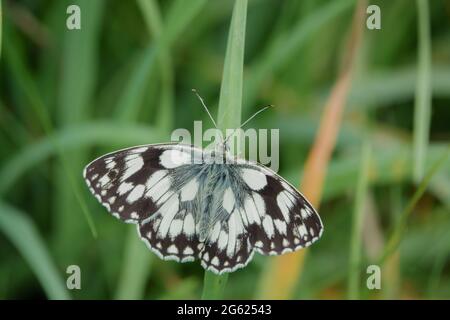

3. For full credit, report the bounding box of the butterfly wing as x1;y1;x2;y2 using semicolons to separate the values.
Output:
199;160;323;274
84;145;323;274
83;143;204;262
241;163;323;255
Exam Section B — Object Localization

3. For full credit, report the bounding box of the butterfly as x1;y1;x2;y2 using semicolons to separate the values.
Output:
83;92;323;274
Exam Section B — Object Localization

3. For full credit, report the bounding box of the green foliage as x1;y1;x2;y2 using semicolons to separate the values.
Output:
0;0;449;299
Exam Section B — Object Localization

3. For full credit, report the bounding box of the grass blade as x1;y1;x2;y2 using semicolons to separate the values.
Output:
201;271;229;300
0;122;165;196
137;0;174;129
0;201;70;300
381;146;450;262
0;0;2;59
115;227;152;300
245;0;355;107
3;3;103;238
413;0;432;183
258;0;365;299
202;0;247;300
115;45;156;122
347;141;371;299
115;0;207;122
216;0;247;131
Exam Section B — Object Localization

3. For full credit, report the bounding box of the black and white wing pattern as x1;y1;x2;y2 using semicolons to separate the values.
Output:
84;144;204;262
197;160;323;274
83;143;323;274
240;162;322;254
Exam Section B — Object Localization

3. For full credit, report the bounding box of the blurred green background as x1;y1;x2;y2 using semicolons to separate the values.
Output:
0;0;449;299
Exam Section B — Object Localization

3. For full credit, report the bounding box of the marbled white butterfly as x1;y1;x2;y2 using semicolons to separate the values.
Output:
83;93;323;274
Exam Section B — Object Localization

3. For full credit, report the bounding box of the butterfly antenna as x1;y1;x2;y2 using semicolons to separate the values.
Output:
224;104;273;144
192;89;218;130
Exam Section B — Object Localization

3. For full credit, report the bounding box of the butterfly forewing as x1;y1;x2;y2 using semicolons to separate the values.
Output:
84;144;206;262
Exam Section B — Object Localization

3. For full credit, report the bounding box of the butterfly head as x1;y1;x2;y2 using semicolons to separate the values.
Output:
217;139;230;154
208;139;231;163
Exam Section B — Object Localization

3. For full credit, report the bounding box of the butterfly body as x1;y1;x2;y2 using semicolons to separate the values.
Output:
84;143;323;274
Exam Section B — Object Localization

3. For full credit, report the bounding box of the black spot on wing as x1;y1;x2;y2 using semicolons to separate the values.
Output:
257;175;288;221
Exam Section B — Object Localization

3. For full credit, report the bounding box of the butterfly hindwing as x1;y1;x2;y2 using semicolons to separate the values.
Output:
199;212;255;274
138;206;201;263
237;162;323;256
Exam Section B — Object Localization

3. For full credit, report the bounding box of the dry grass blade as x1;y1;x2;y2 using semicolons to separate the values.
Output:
258;0;366;299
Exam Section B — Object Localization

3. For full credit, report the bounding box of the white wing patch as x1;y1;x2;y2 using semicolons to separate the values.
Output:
276;191;295;222
157;195;181;238
183;213;196;237
262;216;275;238
241;168;267;190
126;184;145;204
121;154;144;181
118;182;134;195
222;188;235;213
180;179;199;201
159;149;191;169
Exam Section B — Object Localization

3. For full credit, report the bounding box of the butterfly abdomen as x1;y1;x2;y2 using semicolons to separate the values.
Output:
197;164;231;241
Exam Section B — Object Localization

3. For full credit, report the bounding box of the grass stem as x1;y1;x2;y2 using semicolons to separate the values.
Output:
201;0;247;299
413;0;432;183
347;141;371;299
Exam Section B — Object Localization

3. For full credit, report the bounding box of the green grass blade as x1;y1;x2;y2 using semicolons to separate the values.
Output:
217;0;247;131
381;146;450;263
137;0;163;36
348;66;450;108
426;236;448;298
281;144;450;204
0;0;2;59
116;0;207;122
0;201;70;300
201;271;229;300
115;45;157;122
164;0;208;45
202;0;247;300
0;122;165;196
3;4;101;238
137;0;174;130
115;226;152;300
55;0;104;239
245;0;355;107
413;0;432;183
347;141;371;300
